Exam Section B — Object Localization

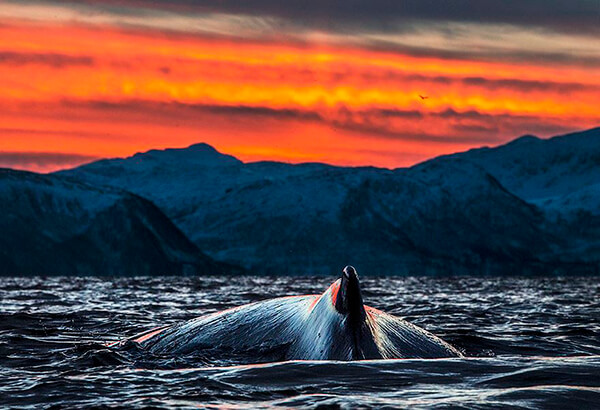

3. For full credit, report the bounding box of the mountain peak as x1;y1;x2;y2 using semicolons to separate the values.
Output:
128;142;242;167
505;134;540;146
186;142;219;152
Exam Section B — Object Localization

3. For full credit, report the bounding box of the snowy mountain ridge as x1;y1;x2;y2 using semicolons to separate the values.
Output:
443;127;600;212
56;126;600;275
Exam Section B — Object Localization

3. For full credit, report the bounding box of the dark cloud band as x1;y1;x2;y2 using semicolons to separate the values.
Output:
0;51;94;67
71;0;600;34
47;100;590;145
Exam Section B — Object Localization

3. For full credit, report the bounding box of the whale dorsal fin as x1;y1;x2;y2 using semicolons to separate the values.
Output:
334;265;366;322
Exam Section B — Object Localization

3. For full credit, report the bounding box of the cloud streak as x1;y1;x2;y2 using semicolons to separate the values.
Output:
0;151;98;173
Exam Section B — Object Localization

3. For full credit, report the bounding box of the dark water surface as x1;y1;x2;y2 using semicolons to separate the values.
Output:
1;276;599;408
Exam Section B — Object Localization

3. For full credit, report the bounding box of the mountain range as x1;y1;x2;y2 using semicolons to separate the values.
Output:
2;126;599;275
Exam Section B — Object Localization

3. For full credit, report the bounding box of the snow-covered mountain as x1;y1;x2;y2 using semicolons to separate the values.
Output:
444;127;600;215
0;169;240;275
439;127;600;270
61;148;389;273
59;128;600;275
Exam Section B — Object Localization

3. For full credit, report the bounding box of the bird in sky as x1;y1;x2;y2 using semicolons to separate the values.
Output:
419;94;429;100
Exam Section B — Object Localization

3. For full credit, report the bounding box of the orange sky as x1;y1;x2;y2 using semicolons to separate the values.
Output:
1;2;599;172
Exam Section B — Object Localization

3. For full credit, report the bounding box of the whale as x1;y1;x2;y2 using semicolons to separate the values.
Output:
131;266;462;361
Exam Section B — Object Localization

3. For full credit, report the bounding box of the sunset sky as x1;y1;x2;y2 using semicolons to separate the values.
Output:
1;1;599;172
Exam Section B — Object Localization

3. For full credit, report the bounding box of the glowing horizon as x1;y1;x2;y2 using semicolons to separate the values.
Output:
1;1;599;172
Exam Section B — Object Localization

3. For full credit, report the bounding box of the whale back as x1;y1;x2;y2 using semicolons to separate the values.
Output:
134;279;462;361
365;306;462;358
139;295;317;358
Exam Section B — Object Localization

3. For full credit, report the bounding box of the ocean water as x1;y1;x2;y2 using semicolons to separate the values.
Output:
1;275;599;409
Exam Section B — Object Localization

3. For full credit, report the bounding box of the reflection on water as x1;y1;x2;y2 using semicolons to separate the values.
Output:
1;275;599;408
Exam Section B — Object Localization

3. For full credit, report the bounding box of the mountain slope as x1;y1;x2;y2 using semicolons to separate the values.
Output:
0;169;239;275
339;159;569;275
444;127;600;213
